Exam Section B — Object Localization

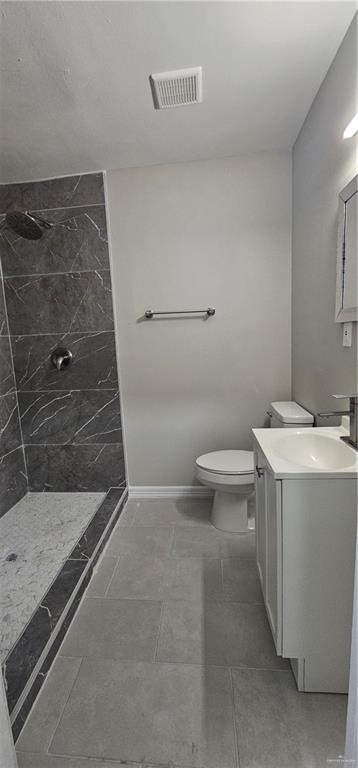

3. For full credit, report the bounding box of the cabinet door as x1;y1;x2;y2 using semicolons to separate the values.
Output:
254;446;267;596
265;469;282;653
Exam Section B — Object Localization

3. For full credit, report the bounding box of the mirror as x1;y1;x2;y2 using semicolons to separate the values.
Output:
335;174;358;322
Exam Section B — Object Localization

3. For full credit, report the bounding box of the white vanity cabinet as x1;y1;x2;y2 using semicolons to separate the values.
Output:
253;437;357;693
255;445;282;653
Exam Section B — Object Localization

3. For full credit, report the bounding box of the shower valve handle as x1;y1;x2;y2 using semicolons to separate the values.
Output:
51;348;73;371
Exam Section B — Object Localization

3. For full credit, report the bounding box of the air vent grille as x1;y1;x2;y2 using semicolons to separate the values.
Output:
150;67;203;109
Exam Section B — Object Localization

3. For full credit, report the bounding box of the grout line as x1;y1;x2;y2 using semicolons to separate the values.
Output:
16;390;119;395
17;753;143;767
220;558;225;598
17;388;118;394
80;593;264;606
104;556;121;597
230;664;291;672
18;747;207;768
229;667;240;768
30;203;105;212
22;442;123;447
10;330;115;339
4;268;111;280
153;600;165;662
46;656;84;755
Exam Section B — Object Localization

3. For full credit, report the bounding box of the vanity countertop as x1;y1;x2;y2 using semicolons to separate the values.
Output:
252;424;358;479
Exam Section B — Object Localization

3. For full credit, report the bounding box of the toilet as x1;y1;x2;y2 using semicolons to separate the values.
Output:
195;449;255;533
196;401;313;533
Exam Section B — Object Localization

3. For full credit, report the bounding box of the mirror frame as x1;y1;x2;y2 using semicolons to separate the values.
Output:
335;174;358;323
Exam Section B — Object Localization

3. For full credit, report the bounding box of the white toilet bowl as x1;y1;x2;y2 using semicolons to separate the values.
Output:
195;450;255;533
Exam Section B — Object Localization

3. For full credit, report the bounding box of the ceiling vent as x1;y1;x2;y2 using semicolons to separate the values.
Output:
149;67;203;110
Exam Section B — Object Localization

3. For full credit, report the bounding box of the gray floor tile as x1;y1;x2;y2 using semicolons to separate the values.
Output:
106;555;166;599
162;557;223;601
105;525;174;558
107;555;222;601
16;656;82;753
116;504;135;526
222;558;263;603
85;556;118;597
17;754;136;768
60;597;161;661
171;526;256;559
231;668;347;768
128;497;212;527
157;600;288;668
49;658;236;768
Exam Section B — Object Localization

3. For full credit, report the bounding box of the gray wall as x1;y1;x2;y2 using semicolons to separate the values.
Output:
106;152;292;487
0;173;126;498
292;15;357;417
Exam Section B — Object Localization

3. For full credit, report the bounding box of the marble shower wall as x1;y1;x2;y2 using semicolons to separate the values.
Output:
0;173;126;495
0;268;27;517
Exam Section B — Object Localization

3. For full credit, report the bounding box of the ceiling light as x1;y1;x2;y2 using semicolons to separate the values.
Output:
343;113;358;139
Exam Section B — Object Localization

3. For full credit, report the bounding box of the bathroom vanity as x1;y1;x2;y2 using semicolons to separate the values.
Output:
253;425;357;693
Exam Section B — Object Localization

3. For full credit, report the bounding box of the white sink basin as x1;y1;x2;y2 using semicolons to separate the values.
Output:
274;432;355;470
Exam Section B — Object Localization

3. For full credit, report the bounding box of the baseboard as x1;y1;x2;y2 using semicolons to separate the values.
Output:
129;485;213;499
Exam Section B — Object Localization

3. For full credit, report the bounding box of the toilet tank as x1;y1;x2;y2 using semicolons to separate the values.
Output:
269;401;314;429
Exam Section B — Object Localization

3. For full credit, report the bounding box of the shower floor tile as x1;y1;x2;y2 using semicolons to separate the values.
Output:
0;492;105;661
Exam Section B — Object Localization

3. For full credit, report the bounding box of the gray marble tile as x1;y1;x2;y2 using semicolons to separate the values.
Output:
85;556;118;597
15;656;82;753
0;393;21;457
17;755;136;768
12;331;118;391
25;443;125;492
171;526;256;559
49;658;236;767
0;173;104;213
19;390;121;444
0;446;27;519
4;270;114;335
1;206;109;276
127;497;212;527
0;336;16;396
231;668;347;768
69;488;126;561
156;600;288;669
5;559;88;715
0;492;104;659
0;278;8;335
60;597;162;661
105;524;173;559
222;558;264;603
107;555;223;602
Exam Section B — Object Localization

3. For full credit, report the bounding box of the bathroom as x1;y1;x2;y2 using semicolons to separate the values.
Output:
0;2;357;766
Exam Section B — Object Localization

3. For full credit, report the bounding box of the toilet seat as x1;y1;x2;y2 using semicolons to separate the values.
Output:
196;450;254;477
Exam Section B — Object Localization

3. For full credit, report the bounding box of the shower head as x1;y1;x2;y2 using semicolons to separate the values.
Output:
3;211;53;240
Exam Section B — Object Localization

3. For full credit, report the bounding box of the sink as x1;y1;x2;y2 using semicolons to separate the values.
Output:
274;432;355;470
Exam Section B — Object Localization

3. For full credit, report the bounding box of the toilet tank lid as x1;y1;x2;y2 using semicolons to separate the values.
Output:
271;401;314;424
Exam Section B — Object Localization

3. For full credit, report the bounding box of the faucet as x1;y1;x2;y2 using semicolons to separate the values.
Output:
318;395;358;451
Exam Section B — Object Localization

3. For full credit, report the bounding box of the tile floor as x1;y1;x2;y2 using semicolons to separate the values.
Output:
16;497;347;768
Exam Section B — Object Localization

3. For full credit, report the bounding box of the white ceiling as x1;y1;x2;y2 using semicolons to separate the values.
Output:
0;1;356;183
